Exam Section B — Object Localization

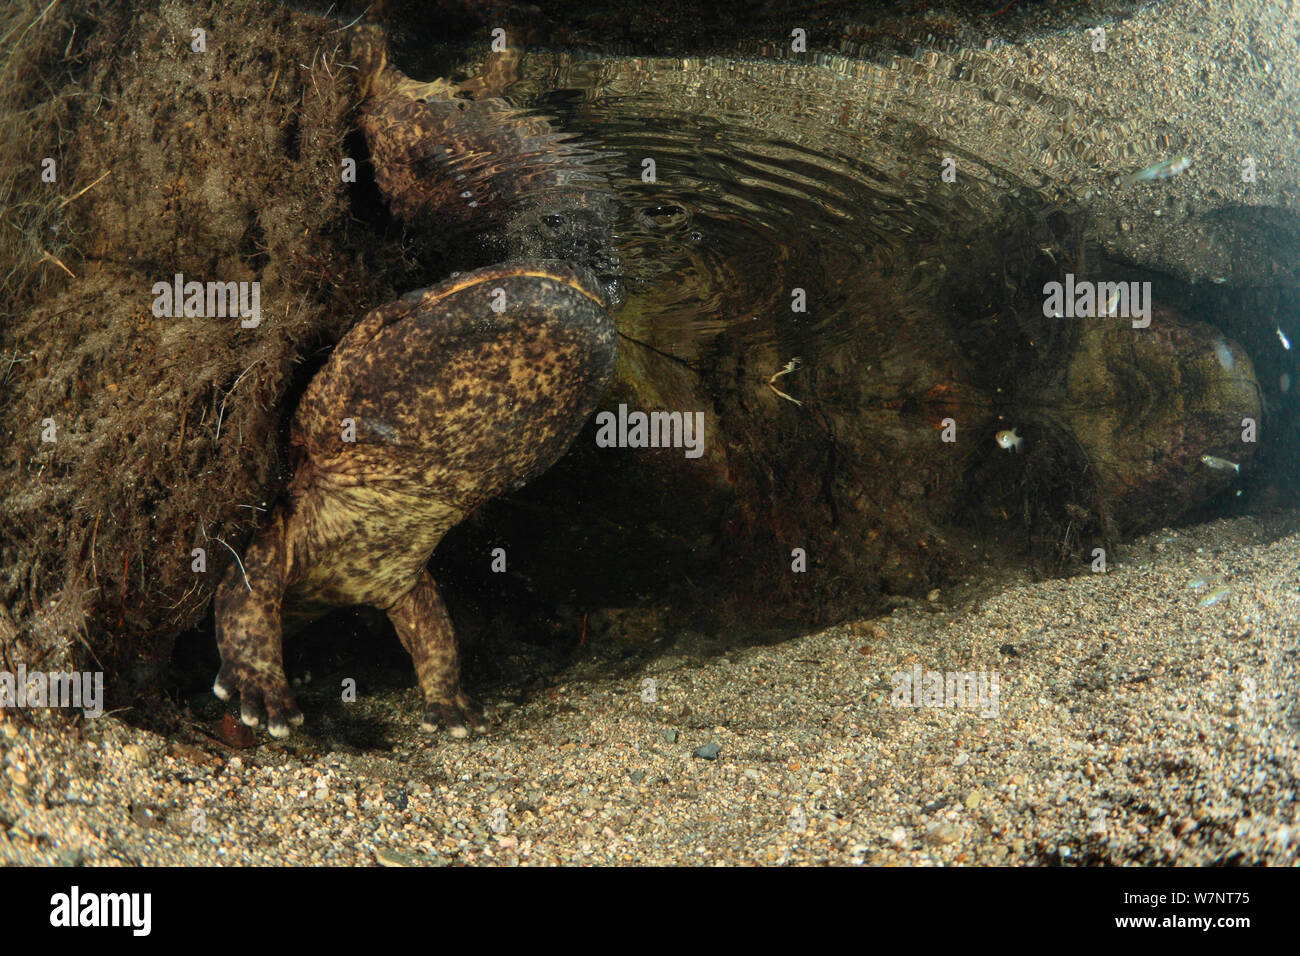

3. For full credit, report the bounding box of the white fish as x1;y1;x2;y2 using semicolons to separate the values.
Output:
1199;586;1231;608
1200;454;1240;474
1122;155;1191;185
1278;326;1291;350
995;428;1023;452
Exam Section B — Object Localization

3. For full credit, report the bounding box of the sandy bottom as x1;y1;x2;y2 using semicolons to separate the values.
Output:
2;512;1297;866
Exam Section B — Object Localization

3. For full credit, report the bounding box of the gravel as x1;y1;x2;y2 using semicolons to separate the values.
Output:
3;512;1296;866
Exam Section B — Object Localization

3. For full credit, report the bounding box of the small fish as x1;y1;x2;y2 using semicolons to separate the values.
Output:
1200;454;1240;474
1122;155;1191;185
1199;586;1231;608
995;428;1023;452
1278;326;1292;350
1186;578;1209;590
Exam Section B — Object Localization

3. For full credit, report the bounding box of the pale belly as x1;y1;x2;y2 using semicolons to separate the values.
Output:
281;479;462;631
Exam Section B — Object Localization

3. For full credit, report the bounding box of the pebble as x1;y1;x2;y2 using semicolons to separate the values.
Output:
924;822;961;846
0;509;1296;869
375;847;417;867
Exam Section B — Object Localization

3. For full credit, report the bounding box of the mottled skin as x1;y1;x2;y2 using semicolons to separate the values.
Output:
213;28;617;738
350;25;618;274
215;263;615;736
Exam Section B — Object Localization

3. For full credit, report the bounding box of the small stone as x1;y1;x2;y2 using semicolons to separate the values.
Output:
6;765;30;789
375;847;419;867
889;826;908;846
694;741;721;760
661;729;678;744
217;713;256;749
965;791;982;810
924;822;961;846
129;804;163;828
123;744;149;765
